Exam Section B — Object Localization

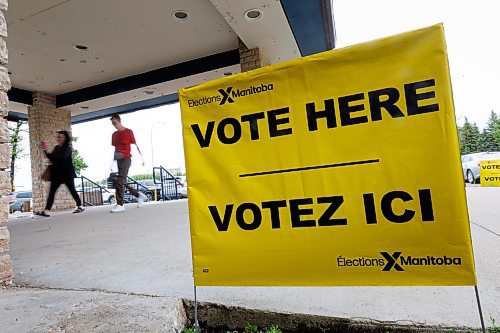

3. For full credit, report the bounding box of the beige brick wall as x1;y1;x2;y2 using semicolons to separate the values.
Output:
0;225;9;252
0;0;11;283
238;39;262;72
28;92;75;212
0;196;8;283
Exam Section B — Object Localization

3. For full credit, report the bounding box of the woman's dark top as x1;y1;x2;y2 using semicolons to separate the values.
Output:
44;144;77;180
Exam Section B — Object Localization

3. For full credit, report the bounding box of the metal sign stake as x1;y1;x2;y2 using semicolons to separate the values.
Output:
194;285;200;333
474;285;486;333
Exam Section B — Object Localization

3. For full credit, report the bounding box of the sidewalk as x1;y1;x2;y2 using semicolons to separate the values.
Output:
0;285;184;333
1;187;499;331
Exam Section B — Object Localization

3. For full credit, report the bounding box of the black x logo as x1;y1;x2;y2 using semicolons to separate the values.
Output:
218;87;235;105
380;252;404;271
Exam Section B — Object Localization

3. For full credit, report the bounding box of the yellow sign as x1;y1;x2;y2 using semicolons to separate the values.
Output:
179;24;476;287
480;159;500;187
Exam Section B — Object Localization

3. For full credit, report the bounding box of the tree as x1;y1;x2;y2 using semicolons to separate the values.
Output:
72;137;88;175
458;117;481;155
8;120;28;191
129;173;154;181
171;169;186;176
493;115;500;147
479;110;500;151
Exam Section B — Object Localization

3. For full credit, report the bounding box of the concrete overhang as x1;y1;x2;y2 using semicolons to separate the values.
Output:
5;0;335;123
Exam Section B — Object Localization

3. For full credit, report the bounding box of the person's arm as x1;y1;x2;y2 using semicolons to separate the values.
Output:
130;129;145;165
134;143;142;156
134;143;145;165
44;149;53;161
61;145;72;159
41;141;54;162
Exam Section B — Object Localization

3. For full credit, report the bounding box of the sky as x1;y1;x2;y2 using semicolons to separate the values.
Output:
333;0;500;127
12;0;500;188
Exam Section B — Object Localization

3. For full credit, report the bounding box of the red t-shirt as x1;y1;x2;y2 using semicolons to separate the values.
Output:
112;128;136;158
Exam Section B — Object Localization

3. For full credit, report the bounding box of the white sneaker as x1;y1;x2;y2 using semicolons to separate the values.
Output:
111;205;125;213
137;192;147;207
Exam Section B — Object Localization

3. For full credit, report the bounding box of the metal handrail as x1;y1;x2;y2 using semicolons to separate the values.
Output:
77;175;107;207
126;176;150;192
123;176;151;202
152;166;179;201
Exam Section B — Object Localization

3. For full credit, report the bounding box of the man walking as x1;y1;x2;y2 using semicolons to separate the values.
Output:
110;114;146;213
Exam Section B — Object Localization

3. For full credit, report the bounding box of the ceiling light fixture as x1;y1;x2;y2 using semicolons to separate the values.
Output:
73;44;89;51
244;9;263;21
172;10;189;22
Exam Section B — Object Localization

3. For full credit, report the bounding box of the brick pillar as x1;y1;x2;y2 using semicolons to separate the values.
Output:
238;39;263;72
28;92;74;212
0;0;11;283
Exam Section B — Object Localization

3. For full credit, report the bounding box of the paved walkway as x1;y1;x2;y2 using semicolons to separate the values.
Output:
2;187;500;331
0;287;184;333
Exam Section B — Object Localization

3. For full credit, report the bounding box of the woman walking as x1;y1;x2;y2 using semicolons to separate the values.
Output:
38;131;84;217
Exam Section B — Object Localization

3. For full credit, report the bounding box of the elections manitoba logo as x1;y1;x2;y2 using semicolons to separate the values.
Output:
187;83;274;107
337;252;463;272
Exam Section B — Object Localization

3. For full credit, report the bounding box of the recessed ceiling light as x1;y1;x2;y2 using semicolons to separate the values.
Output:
172;10;189;22
73;44;89;51
244;9;263;21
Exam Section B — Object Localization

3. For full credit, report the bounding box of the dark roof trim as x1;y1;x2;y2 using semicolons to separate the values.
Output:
58;49;239;108
7;87;33;105
71;93;179;124
280;0;336;56
6;111;29;122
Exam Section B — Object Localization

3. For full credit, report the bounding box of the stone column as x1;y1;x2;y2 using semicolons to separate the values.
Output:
0;0;11;283
238;39;263;72
28;92;74;212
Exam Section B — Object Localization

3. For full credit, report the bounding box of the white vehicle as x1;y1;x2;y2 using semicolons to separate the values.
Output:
461;152;500;183
175;176;188;198
102;188;116;205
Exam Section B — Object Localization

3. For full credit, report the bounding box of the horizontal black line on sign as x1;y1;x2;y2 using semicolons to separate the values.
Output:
239;159;380;178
